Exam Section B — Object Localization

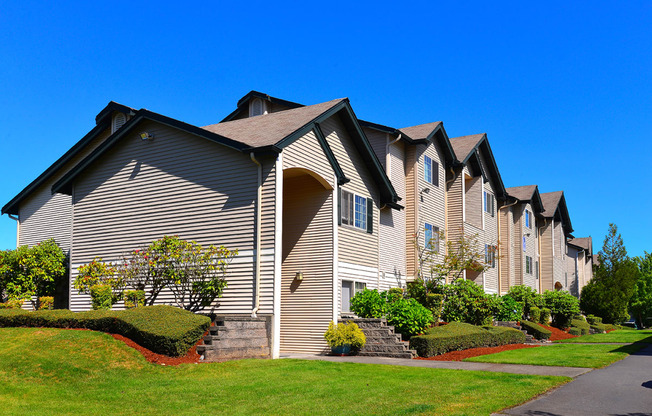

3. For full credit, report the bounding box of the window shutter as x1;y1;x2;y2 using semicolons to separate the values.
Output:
366;197;373;234
433;161;439;187
337;187;342;225
491;195;495;217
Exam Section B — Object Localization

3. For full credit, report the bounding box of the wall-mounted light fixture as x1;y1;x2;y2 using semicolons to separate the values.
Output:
139;132;154;141
420;187;430;195
295;272;303;281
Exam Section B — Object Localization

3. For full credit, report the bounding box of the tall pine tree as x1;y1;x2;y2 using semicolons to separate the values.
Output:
580;223;639;323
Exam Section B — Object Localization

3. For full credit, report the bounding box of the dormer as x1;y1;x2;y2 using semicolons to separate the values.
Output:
111;112;127;133
249;98;268;117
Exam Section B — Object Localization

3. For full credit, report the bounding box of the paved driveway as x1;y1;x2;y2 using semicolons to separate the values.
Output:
496;343;652;416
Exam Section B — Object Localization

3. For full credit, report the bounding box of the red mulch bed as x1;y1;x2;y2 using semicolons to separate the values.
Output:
110;333;202;366
415;344;540;361
539;324;578;341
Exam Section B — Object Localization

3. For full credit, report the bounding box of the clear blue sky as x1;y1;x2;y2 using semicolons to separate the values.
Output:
0;1;650;257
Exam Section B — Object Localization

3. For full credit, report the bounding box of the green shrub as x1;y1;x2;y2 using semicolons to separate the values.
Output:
543;290;580;328
406;279;443;322
409;322;525;357
124;290;145;309
604;324;622;331
37;296;54;310
385;297;434;338
0;305;210;356
506;285;543;319
387;287;404;301
323;321;366;349
569;327;582;336
350;289;387;318
540;308;551;325
0;299;24;309
529;306;541;323
586;314;603;325
570;318;590;335
590;323;607;334
441;279;498;326
520;320;551;340
89;284;113;310
495;295;523;322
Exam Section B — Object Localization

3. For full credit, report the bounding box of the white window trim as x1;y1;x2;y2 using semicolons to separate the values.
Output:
341;189;368;232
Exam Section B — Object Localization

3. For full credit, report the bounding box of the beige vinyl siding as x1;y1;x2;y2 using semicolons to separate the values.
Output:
378;139;406;288
405;145;418;280
414;142;446;282
513;205;524;285
552;220;566;290
539;221;554;292
464;176;483;229
363;127;388;171
446;168;464;249
566;245;580;296
283;130;335;188
499;206;512;294
481;181;499;293
321;115;379;269
70;120;275;314
18;128;112;252
521;203;539;291
280;174;333;354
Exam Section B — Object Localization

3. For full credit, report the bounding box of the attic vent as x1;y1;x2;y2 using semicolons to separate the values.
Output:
249;98;267;117
112;113;127;133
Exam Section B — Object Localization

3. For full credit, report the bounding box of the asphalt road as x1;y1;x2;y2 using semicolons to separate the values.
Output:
497;343;652;416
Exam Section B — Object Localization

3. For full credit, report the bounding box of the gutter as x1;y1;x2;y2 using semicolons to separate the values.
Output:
385;133;402;178
250;153;263;317
8;214;19;248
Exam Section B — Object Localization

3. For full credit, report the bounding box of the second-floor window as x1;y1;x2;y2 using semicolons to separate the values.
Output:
341;189;370;232
485;244;496;268
526;256;533;274
424;155;439;186
483;191;495;217
525;209;532;229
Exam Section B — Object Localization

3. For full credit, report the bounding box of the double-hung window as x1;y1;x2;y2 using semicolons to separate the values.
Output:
525;256;533;274
424;155;439;186
483;191;495;217
525;209;532;229
341;189;372;233
424;223;440;252
485;244;496;268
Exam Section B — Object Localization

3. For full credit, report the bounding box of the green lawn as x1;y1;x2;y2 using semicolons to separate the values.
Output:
555;329;652;344
0;328;568;416
464;343;645;368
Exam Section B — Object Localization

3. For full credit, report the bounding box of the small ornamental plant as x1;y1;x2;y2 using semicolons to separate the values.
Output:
324;321;366;351
74;258;124;310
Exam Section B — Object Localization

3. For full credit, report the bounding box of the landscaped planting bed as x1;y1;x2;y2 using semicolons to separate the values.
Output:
409;322;526;357
0;305;210;356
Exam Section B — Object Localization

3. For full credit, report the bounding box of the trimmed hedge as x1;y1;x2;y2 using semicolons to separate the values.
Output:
590;323;607;334
529;307;541;323
409;322;526;357
586;315;602;325
0;305;210;356
520;320;552;340
569;327;582;336
540;308;551;325
570;318;590;335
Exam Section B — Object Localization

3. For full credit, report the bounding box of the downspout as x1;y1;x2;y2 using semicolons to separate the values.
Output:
8;214;19;248
250;153;262;317
385;134;401;178
497;199;519;294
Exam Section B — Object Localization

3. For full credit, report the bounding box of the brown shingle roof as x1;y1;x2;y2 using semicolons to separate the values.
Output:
540;191;563;217
398;121;442;140
202;98;345;148
507;185;538;201
449;133;485;162
569;237;592;252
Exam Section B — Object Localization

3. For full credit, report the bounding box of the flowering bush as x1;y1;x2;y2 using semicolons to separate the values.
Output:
323;321;366;349
74;258;124;310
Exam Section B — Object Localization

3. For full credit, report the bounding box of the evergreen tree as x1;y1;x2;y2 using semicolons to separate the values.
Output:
629;252;652;328
580;224;639;323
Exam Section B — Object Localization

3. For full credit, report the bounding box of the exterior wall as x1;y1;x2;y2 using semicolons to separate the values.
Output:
414;142;447;283
280;174;333;354
405;145;418;279
552;220;567;290
480;179;499;294
320;115;380;272
69;120;276;314
511;202;539;291
18;127;112;252
539;220;554;292
283;131;334;188
445;168;464;279
498;205;513;294
567;245;580;297
464;175;483;229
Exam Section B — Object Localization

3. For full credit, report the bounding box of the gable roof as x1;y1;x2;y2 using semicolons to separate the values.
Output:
48;97;402;209
203;98;345;148
398;122;457;166
450;133;507;200
2;101;137;216
568;236;593;255
540;191;573;234
220;90;304;122
506;185;544;213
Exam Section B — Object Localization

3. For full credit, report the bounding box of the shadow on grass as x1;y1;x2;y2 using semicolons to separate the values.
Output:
610;343;650;356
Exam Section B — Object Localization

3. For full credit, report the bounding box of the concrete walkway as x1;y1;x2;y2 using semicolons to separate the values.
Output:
281;353;591;377
494;343;652;415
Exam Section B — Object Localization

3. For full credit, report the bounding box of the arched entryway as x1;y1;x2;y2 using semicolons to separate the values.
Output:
280;168;334;354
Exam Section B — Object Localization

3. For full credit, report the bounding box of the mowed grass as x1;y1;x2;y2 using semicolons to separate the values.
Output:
464;343;645;368
0;328;568;416
555;329;652;344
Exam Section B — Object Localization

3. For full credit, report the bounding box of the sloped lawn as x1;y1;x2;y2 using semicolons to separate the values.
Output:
555;329;652;344
464;343;646;368
0;327;568;416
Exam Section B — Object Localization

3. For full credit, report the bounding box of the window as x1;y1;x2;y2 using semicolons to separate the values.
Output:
424;224;440;252
525;209;532;229
523;236;526;251
535;261;539;278
483;191;495;217
526;256;533;275
423;155;439;186
341;280;366;313
340;189;372;233
485;244;496;268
